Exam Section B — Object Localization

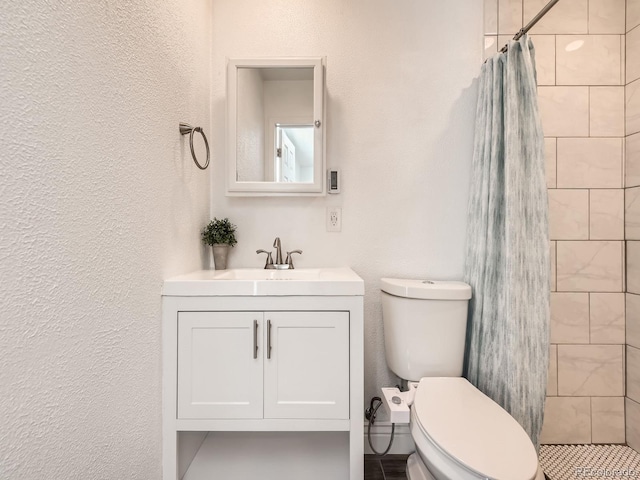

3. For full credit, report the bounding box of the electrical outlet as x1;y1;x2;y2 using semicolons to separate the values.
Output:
326;207;342;232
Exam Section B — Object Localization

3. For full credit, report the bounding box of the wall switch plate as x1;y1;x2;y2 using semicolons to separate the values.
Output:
326;207;342;232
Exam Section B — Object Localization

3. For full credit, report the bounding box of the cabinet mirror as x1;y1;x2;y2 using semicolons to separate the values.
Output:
226;58;324;195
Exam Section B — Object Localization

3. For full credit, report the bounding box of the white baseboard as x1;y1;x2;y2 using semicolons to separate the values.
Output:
363;421;415;455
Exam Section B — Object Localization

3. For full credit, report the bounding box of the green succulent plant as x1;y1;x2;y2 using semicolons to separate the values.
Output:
201;217;237;247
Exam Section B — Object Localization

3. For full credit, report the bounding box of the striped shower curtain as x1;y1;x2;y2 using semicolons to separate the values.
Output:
463;35;550;449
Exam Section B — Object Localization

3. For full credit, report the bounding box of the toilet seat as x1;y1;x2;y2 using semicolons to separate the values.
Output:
413;377;538;480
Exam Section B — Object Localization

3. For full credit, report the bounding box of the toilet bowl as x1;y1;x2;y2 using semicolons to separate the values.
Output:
407;378;539;480
380;278;541;480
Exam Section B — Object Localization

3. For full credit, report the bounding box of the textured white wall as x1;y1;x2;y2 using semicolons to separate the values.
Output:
211;0;483;410
0;2;211;478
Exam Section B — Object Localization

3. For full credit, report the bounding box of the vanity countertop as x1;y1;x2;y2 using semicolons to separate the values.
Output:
163;267;364;297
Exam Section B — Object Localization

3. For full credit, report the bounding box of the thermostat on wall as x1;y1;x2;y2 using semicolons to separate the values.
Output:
327;169;340;194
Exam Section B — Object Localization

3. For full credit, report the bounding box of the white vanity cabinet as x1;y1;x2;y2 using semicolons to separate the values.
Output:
162;268;364;480
177;311;263;419
177;311;349;420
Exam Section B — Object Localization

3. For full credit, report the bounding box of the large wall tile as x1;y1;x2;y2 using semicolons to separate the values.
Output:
549;190;589;240
548;345;558;396
622;34;627;86
556;35;622;85
545;138;557;188
557;241;623;292
590;189;624;240
526;0;588;34
557;138;623;188
628;346;640;402
625;187;640;239
538;87;589;137
627;241;640;293
485;0;498;35
627;26;640;83
591;397;625;443
550;293;590;343
540;396;591;444
629;0;640;32
590;86;625;137
499;0;523;34
590;293;626;344
484;36;498;60
627;398;640;451
626;0;640;32
558;345;624;396
626;132;640;187
531;35;555;85
628;293;640;349
627;79;640;136
589;0;625;34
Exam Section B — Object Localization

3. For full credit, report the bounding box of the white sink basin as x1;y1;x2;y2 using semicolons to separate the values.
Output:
215;268;323;281
163;267;364;296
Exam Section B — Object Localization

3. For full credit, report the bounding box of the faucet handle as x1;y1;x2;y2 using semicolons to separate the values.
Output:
285;250;302;269
256;249;275;269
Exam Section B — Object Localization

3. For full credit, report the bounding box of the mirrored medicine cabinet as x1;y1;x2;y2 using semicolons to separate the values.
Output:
226;57;325;196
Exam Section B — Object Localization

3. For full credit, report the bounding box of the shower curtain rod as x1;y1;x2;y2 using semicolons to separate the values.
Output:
499;0;561;53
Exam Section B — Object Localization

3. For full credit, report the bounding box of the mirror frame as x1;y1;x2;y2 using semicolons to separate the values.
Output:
226;57;325;196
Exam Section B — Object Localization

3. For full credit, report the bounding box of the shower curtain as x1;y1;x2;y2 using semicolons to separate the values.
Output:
463;35;549;449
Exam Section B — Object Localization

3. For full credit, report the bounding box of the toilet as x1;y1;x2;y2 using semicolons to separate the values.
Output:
381;278;540;480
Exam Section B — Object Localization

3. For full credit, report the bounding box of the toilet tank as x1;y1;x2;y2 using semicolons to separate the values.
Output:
381;278;472;382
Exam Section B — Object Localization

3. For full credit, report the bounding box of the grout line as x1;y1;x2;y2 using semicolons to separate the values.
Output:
587;292;592;345
629;24;640;36
590;396;594;441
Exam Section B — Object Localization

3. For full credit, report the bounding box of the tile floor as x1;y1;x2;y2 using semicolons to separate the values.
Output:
366;445;640;480
540;444;640;480
364;454;409;480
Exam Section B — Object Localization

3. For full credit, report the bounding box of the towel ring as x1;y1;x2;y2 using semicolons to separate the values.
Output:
179;123;210;170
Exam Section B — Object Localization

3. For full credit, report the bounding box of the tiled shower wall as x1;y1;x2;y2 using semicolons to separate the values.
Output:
485;0;627;444
626;0;640;452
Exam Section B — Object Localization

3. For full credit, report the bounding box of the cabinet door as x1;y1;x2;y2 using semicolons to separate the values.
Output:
264;311;349;419
178;312;263;419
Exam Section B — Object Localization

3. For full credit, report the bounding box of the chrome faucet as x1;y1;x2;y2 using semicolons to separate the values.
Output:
273;237;283;265
257;238;302;269
256;249;275;269
285;250;303;269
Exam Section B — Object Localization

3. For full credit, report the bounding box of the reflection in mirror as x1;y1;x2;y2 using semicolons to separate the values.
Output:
275;125;314;183
236;67;314;183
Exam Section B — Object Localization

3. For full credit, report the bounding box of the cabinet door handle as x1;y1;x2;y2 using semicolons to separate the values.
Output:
267;319;272;359
253;319;258;359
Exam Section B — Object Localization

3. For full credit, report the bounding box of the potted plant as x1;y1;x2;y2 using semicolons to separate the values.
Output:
201;217;237;270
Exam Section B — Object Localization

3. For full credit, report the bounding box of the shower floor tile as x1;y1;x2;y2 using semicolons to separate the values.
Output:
540;444;640;480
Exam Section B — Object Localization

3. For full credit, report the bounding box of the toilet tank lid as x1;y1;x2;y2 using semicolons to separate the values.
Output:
380;278;471;300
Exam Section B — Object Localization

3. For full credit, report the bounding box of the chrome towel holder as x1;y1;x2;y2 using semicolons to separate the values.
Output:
179;123;210;170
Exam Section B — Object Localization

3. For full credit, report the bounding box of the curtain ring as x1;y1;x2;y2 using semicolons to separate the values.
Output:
179;123;210;170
